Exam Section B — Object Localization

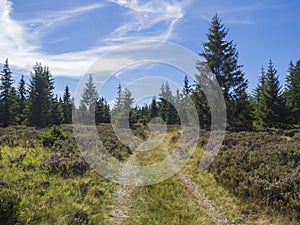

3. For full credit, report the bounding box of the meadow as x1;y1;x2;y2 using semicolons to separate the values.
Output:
0;125;299;224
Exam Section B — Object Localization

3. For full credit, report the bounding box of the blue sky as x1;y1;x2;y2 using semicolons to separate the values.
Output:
1;0;300;101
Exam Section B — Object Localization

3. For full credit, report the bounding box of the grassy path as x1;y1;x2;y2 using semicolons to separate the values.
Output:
110;155;135;224
109;131;294;225
177;172;230;225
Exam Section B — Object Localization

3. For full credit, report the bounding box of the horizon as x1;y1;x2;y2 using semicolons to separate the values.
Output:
1;0;300;99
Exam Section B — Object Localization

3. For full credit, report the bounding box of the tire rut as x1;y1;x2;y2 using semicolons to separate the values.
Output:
177;172;232;225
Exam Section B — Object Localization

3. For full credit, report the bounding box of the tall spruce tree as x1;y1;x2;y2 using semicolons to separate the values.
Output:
9;87;18;125
183;75;192;96
252;67;267;128
158;82;168;122
113;87;134;128
79;74;98;124
62;85;72;124
51;96;64;125
150;97;158;120
174;89;184;125
200;14;251;130
285;60;300;124
0;59;14;127
253;60;284;128
114;83;122;113
180;76;196;126
27;63;54;127
158;82;178;125
17;75;27;124
120;88;134;127
140;104;150;125
191;84;211;129
95;97;110;124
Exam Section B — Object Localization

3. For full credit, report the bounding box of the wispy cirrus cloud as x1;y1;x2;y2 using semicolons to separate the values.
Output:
191;0;278;25
0;0;187;78
105;0;187;43
26;3;108;37
0;0;38;54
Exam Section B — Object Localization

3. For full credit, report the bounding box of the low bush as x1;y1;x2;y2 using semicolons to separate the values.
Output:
0;189;20;225
41;126;69;147
0;126;43;148
68;210;90;225
209;131;300;221
41;154;88;178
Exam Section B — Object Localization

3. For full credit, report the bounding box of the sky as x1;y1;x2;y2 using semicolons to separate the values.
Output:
1;0;300;102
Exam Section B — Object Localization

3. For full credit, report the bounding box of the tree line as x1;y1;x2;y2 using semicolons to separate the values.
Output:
0;60;73;127
1;14;299;130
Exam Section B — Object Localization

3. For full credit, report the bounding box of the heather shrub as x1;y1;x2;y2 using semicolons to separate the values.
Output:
209;131;300;220
67;210;90;225
41;154;88;178
0;126;43;147
0;189;20;225
41;126;68;147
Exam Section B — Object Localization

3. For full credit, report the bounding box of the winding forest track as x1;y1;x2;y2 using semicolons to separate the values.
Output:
177;172;231;225
110;131;233;225
110;159;135;225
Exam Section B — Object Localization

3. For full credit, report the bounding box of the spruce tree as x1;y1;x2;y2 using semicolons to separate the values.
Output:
200;14;250;130
27;63;54;127
114;83;122;113
51;96;64;125
158;82;168;122
252;67;267;128
17;75;27;124
113;87;134;128
191;84;211;129
0;59;13;127
8;87;18;125
150;97;158;119
174;89;183;125
253;60;284;128
158;82;178;124
95;97;110;124
137;104;150;125
79;74;98;124
180;76;196;126
183;75;192;96
120;88;134;127
103;99;110;123
62;85;72;124
285;60;300;124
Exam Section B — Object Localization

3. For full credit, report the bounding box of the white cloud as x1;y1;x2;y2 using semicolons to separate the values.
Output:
27;3;107;37
0;0;186;78
191;0;277;24
0;0;111;76
105;0;186;43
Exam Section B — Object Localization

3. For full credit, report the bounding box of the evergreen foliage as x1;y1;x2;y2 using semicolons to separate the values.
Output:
158;82;179;125
0;59;14;127
62;86;72;124
27;63;54;127
17;75;27;124
79;74;98;124
285;60;300;124
150;97;158;120
95;97;110;124
200;14;251;131
0;15;299;130
253;60;285;128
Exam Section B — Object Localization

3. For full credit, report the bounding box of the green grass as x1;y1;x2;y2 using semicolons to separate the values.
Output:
123;132;215;224
122;130;297;225
0;145;116;224
181;138;298;225
0;126;298;224
125;177;216;225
